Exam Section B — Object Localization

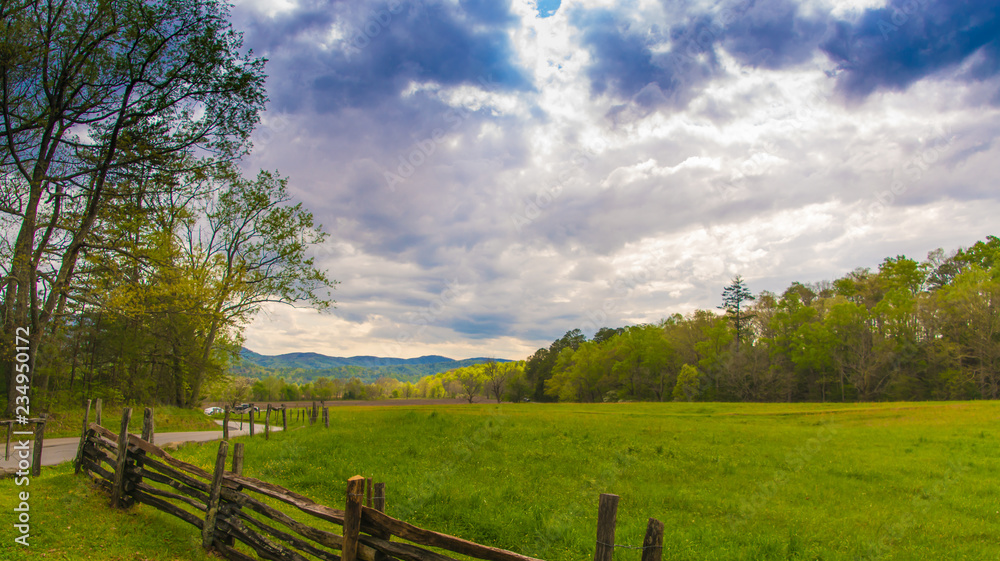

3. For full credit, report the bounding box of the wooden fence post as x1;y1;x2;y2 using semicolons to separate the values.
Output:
640;518;664;561
373;482;391;561
111;408;132;508
223;406;230;441
74;399;92;474
31;415;46;477
324;407;329;429
373;481;386;514
142;407;154;444
265;404;271;440
311;402;317;425
594;493;619;561
343;475;365;561
249;407;255;437
282;406;287;432
223;440;245;548
232;442;244;475
95;398;103;426
203;440;229;549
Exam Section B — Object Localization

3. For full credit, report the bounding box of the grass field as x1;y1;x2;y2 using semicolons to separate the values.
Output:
2;401;998;560
39;404;219;438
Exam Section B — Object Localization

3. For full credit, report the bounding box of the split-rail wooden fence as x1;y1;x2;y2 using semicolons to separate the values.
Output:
75;405;664;561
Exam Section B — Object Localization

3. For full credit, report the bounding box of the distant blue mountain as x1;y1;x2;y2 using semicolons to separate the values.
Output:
234;348;508;383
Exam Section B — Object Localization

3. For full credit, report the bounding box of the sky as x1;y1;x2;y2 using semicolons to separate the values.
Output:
232;0;1000;360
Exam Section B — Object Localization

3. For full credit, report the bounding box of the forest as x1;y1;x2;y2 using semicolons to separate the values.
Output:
240;234;999;406
514;236;999;403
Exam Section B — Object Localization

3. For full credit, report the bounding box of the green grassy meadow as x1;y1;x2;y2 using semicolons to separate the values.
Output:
40;404;219;438
2;401;998;560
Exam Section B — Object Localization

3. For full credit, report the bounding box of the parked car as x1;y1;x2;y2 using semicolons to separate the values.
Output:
232;403;260;414
203;406;224;415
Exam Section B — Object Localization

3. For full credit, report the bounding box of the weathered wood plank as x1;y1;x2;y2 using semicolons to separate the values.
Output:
142;407;155;444
639;518;663;561
82;456;114;482
203;440;229;549
111;408;132;508
361;508;545;561
142;456;211;493
89;435;118;459
133;488;205;530
223;472;346;525
215;542;259;561
371;481;392;561
85;464;113;493
217;515;310;561
236;508;341;561
219;486;355;554
343;476;365;561
358;534;457;561
90;424;214;483
594;494;618;561
74;400;91;474
134;466;211;505
134;480;207;512
83;445;118;474
232;442;245;475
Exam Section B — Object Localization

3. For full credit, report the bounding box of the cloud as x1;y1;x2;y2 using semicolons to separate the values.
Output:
821;0;1000;99
569;7;723;108
232;0;1000;360
720;0;830;69
235;0;533;114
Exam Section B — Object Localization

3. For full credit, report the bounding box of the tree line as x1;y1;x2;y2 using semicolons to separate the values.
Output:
218;236;997;407
0;0;333;415
211;359;528;406
523;236;999;403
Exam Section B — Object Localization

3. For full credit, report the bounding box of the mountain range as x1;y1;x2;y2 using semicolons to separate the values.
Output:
232;348;509;383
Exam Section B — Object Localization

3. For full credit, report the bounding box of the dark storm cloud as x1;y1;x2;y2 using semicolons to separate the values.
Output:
235;0;532;113
571;0;1000;107
821;0;1000;99
448;313;516;338
568;1;833;109
569;7;723;108
720;0;829;69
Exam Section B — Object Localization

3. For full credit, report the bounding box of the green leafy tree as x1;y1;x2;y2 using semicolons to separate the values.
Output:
0;0;266;415
672;364;703;402
524;329;586;401
939;266;1000;399
455;366;484;403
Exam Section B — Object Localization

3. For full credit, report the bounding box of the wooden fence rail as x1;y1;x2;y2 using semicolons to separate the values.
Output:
77;408;663;561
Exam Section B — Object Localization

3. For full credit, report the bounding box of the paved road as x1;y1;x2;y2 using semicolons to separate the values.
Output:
0;420;279;473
